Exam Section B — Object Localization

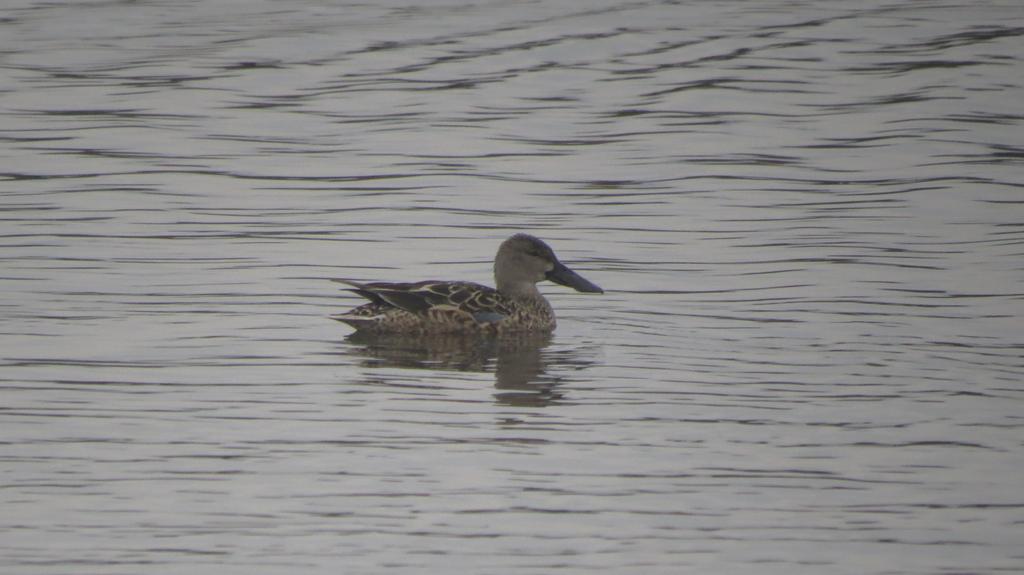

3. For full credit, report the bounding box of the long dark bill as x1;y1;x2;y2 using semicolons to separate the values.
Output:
546;261;603;293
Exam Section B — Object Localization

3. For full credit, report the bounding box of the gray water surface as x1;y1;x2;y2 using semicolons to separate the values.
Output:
2;1;1023;574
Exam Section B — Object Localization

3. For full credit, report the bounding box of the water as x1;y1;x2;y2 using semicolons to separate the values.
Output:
2;0;1023;573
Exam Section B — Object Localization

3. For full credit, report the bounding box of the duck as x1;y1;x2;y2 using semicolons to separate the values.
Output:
331;233;603;334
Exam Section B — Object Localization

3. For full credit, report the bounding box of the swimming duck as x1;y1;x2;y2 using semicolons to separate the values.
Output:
331;233;603;334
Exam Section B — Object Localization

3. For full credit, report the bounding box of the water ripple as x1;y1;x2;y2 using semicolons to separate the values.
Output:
2;1;1023;574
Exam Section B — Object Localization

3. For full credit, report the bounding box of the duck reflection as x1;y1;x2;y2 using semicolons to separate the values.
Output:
344;331;593;407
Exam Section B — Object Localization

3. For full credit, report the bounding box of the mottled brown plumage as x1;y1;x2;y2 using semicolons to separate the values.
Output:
331;234;603;334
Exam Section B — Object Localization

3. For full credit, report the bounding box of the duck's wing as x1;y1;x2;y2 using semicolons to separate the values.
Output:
334;279;511;324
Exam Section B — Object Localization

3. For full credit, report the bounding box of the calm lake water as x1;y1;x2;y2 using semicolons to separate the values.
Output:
2;0;1022;573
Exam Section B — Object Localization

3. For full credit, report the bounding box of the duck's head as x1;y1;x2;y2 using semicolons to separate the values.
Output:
494;233;603;295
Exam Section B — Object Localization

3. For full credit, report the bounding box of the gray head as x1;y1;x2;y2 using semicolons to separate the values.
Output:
493;233;603;296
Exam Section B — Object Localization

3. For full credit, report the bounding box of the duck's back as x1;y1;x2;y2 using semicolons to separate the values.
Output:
333;280;542;334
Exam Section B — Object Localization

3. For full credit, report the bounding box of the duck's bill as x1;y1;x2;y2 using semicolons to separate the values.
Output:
547;261;604;293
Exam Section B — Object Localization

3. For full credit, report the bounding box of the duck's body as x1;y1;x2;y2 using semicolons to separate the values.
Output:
331;234;602;334
333;279;555;333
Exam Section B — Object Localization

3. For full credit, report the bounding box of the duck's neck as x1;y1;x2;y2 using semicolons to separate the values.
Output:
497;279;556;327
497;279;543;300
